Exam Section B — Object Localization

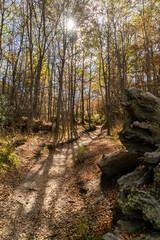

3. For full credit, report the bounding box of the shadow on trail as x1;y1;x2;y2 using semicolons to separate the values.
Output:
3;128;101;240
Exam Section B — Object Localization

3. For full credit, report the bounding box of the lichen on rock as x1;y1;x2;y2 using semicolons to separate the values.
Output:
117;88;160;232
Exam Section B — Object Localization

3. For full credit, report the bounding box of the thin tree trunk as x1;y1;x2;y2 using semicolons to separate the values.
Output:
81;50;85;125
88;54;92;128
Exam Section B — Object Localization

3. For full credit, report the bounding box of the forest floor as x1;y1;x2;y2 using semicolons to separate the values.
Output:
0;126;129;240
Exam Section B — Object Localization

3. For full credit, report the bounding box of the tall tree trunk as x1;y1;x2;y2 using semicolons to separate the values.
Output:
81;50;85;125
88;54;92;128
142;0;151;92
70;36;74;138
33;56;43;118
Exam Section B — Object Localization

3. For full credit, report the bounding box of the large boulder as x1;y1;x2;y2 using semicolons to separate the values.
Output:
97;149;141;180
119;88;160;153
123;88;160;124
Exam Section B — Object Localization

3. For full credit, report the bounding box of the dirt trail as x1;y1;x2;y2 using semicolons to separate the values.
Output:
0;127;103;240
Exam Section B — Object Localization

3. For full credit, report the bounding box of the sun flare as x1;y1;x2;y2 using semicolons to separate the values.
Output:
67;18;75;31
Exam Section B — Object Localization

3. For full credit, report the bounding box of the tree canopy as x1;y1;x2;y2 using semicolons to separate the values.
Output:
0;0;159;136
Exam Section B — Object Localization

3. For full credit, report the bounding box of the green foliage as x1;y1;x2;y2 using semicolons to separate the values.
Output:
70;215;106;240
93;169;101;176
92;114;106;125
76;144;87;163
85;233;104;240
70;216;89;238
104;135;124;148
0;142;19;170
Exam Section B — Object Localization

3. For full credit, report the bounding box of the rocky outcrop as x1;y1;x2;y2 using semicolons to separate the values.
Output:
119;88;160;153
101;88;160;237
117;89;160;231
117;166;151;199
119;188;160;230
123;88;160;124
97;149;141;180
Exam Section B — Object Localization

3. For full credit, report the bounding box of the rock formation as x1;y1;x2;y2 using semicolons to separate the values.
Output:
117;89;160;234
98;149;141;180
101;88;160;238
119;88;160;153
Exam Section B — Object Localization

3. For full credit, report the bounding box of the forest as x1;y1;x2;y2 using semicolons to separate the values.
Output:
0;0;160;240
0;0;159;135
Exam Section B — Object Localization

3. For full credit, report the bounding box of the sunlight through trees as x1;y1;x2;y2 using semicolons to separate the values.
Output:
0;0;159;136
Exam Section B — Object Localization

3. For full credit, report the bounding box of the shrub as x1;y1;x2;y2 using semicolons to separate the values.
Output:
76;144;87;163
0;143;19;170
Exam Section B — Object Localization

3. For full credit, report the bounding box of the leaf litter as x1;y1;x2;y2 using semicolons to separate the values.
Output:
0;128;131;240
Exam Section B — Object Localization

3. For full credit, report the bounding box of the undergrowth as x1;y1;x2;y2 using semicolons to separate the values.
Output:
75;144;87;163
0;142;19;170
70;214;109;240
0;132;27;170
104;121;124;148
104;135;123;148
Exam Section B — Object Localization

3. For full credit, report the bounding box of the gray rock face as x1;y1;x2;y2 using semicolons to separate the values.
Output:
119;88;160;153
97;149;141;179
102;233;121;240
152;164;160;199
116;89;160;233
118;166;151;203
144;152;160;165
124;88;160;124
118;166;147;189
115;219;143;234
119;189;160;230
118;165;154;194
118;165;160;230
